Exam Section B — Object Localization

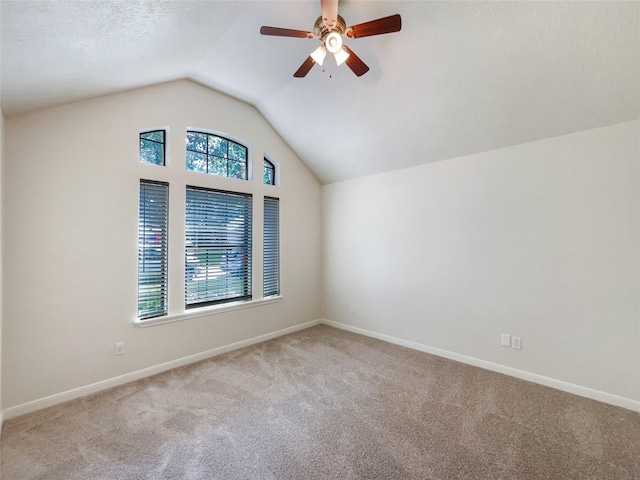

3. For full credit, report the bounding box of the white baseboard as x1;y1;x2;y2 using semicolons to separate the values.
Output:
3;319;322;421
5;317;637;422
321;319;640;413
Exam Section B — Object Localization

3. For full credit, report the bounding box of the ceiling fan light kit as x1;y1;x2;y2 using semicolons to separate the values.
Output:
325;31;343;53
260;0;401;77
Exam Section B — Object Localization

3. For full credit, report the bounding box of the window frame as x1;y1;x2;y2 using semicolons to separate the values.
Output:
186;130;250;180
140;129;166;166
263;158;276;185
184;186;253;309
263;196;280;297
134;128;283;328
137;179;169;320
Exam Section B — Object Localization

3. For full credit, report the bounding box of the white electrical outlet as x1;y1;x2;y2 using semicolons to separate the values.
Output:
115;342;125;356
501;333;511;347
512;337;522;350
350;305;355;313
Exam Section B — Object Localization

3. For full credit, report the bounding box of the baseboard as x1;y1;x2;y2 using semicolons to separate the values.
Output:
6;317;636;422
321;319;640;413
3;319;322;421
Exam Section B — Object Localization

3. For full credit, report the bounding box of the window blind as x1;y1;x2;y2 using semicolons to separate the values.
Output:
185;187;252;308
138;180;169;319
263;196;280;297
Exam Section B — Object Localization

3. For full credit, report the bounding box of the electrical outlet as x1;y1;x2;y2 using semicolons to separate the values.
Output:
501;333;511;347
115;342;125;356
512;336;522;350
350;305;355;313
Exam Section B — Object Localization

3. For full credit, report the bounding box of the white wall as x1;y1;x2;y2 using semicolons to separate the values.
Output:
323;120;639;405
0;109;4;422
3;80;322;410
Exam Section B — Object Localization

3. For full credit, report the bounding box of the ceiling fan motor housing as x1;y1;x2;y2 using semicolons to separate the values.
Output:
314;15;346;38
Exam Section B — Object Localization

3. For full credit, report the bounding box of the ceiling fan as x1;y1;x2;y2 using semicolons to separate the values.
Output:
260;0;401;78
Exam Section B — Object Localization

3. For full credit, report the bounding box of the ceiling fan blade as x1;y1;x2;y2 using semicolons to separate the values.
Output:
347;14;402;38
342;46;369;77
321;0;339;27
293;56;316;78
260;26;313;38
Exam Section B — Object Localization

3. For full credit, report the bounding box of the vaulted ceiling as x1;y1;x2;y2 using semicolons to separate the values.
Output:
1;1;638;184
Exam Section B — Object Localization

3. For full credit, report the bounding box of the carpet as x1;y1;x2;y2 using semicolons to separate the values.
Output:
1;324;639;479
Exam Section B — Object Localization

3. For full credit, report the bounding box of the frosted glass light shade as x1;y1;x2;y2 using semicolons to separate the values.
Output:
310;45;326;66
334;47;350;66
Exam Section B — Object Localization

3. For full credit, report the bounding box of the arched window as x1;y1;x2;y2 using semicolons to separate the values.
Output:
186;131;248;180
263;158;276;185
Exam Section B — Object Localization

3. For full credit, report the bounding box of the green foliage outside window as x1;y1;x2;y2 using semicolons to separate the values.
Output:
140;130;165;165
186;131;248;180
263;158;275;185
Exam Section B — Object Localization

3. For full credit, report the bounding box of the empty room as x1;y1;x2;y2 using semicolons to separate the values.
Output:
0;1;638;478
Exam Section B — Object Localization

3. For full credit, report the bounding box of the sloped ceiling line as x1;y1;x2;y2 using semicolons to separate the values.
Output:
1;1;638;184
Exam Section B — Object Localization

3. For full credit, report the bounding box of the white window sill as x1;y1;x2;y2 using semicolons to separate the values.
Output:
135;296;282;328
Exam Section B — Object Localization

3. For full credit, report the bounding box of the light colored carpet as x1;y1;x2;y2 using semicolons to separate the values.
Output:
1;324;639;479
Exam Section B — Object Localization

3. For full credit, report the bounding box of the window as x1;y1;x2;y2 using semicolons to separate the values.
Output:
138;180;169;319
140;130;166;165
185;187;252;308
263;197;280;297
136;128;282;325
186;131;248;180
263;158;276;185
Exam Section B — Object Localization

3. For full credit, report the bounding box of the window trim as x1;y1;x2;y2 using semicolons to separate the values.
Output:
135;295;282;327
135;127;284;328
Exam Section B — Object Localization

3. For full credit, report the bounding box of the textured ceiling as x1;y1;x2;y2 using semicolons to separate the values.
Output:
2;1;639;184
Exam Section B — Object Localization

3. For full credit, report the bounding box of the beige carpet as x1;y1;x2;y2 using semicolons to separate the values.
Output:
1;324;639;479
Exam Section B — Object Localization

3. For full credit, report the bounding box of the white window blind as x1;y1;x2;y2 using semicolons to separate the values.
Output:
185;187;252;308
263;196;280;297
138;180;169;319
